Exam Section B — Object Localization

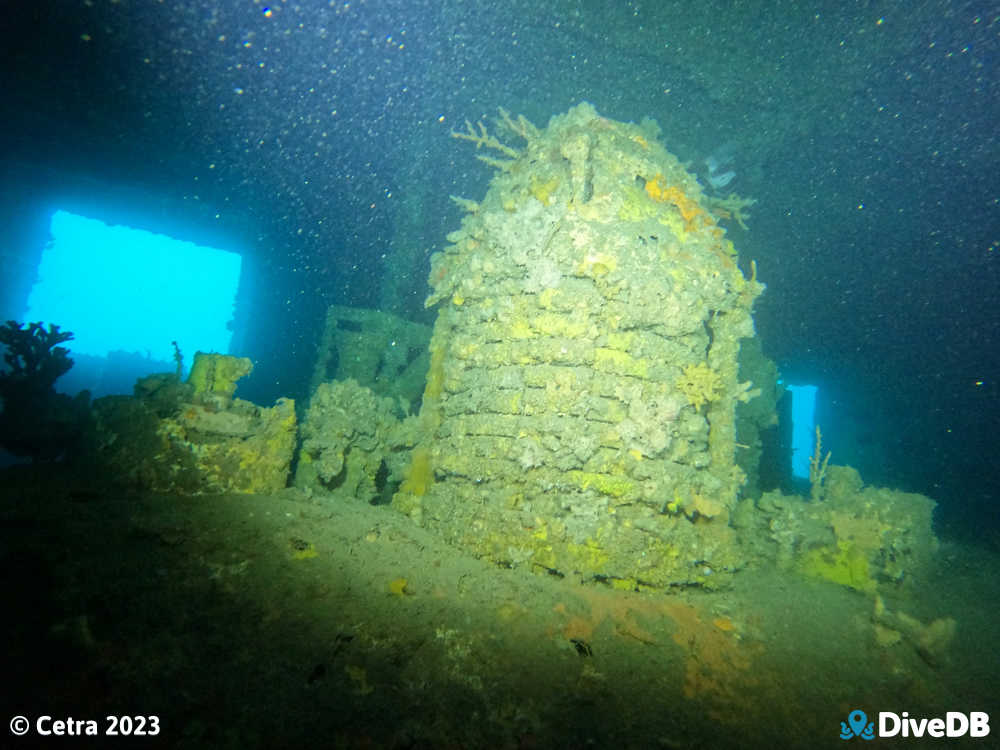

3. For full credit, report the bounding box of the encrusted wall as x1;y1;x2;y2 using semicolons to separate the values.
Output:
393;103;764;589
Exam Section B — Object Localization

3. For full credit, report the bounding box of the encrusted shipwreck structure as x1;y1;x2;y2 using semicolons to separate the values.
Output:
88;353;296;494
309;305;431;413
392;103;765;588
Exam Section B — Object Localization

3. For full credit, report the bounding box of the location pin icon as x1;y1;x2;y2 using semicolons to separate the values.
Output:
848;710;868;737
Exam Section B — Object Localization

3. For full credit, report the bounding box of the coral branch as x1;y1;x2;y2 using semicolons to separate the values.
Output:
451;118;520;158
809;425;831;501
449;195;479;213
496;107;539;142
706;193;757;230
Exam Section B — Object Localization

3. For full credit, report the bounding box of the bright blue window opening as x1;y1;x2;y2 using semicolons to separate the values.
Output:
787;384;818;481
24;209;242;395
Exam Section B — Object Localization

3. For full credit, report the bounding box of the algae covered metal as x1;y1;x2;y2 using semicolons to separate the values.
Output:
394;103;765;588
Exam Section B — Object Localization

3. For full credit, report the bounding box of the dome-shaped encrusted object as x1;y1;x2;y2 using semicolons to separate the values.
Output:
394;102;764;589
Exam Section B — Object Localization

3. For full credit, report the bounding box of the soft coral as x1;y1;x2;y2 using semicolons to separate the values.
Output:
0;320;74;398
0;320;87;460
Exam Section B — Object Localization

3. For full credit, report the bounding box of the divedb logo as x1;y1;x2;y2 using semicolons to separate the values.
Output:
840;709;990;740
